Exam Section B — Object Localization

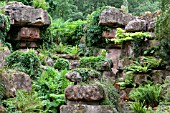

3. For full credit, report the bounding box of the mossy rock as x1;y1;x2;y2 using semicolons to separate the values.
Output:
79;56;113;71
66;68;101;83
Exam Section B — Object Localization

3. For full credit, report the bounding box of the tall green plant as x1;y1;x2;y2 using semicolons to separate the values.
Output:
2;90;44;113
129;84;162;107
33;67;72;112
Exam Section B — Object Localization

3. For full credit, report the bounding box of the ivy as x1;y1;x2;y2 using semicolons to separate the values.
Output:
0;13;10;43
85;6;112;47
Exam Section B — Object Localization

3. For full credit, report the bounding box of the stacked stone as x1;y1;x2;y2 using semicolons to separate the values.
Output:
60;59;119;113
3;2;50;48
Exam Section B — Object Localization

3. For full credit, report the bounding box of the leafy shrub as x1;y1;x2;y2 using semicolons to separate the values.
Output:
32;0;49;10
5;49;41;76
79;56;112;71
125;56;162;74
0;13;10;42
111;28;151;44
85;6;111;47
33;67;72;112
67;45;81;59
129;84;162;107
96;81;122;112
51;18;86;45
130;101;146;113
70;68;101;82
2;90;44;113
54;58;70;70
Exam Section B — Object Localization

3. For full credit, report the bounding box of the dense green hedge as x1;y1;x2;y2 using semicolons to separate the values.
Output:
5;50;40;76
54;58;70;70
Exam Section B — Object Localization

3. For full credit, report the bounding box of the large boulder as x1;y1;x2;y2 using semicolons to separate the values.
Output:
4;2;50;27
99;7;134;27
65;85;104;101
125;19;147;32
0;69;32;98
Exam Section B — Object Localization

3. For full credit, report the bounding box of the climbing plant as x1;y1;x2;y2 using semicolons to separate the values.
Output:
0;13;10;43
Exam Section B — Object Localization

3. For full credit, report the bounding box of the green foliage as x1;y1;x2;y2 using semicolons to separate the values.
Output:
130;101;146;113
54;58;70;71
96;81;122;112
0;76;4;100
51;19;86;45
46;0;123;20
85;6;110;47
125;56;162;74
155;2;170;65
32;0;49;10
79;56;112;71
165;87;170;102
2;90;44;113
33;67;72;112
129;84;162;107
128;0;160;15
111;28;151;44
5;49;40;76
0;13;10;43
67;45;81;59
8;0;32;5
70;68;101;82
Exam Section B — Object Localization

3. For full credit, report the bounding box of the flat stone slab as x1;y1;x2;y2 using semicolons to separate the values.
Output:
4;2;50;27
60;105;118;113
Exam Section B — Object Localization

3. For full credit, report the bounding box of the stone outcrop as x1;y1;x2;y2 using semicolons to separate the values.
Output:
4;2;50;26
3;2;51;49
125;19;147;32
99;7;134;27
0;69;32;98
65;85;104;101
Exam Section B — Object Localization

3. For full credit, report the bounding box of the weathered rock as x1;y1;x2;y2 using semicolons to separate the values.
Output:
121;41;134;58
125;19;147;32
60;105;118;113
102;71;115;82
106;49;121;68
66;71;82;83
4;2;50;27
118;57;134;70
56;54;72;59
134;74;149;85
0;15;6;30
19;42;38;48
70;60;79;69
0;69;32;98
65;85;104;101
0;43;11;68
99;7;134;27
19;27;40;40
0;105;7;113
148;21;155;32
102;29;117;39
165;76;170;83
151;70;170;84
